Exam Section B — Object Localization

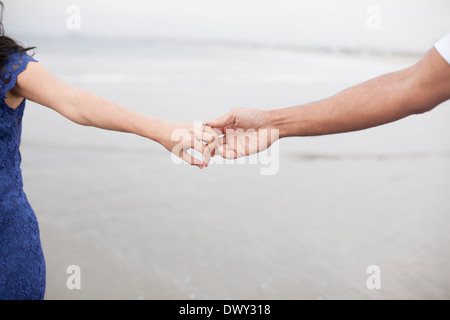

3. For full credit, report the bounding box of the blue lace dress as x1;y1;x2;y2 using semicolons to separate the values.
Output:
0;52;46;300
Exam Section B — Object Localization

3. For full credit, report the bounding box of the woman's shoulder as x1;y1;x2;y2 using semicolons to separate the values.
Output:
0;51;37;99
2;51;36;70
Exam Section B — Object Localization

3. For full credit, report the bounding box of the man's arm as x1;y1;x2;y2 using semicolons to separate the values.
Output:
208;48;450;158
270;48;450;138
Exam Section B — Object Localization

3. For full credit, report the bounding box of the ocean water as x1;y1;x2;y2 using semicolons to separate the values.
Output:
6;0;450;54
15;37;450;299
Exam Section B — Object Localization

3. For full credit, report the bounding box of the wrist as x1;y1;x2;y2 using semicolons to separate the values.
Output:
140;117;169;145
266;108;289;139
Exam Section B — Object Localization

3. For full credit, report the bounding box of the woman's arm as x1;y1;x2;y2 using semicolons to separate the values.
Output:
12;62;216;168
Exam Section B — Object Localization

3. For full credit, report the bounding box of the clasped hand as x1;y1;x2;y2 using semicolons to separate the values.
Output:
160;108;279;169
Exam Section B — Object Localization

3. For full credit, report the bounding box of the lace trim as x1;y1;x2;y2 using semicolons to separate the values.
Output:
0;52;37;101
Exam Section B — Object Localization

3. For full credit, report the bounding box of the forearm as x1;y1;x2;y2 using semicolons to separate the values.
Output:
69;88;166;142
16;62;168;143
269;49;450;138
269;69;416;138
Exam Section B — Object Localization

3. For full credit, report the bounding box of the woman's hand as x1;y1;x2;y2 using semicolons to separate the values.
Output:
156;121;218;169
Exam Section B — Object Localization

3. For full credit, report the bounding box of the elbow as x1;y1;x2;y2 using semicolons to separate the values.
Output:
410;103;436;115
402;51;450;116
406;82;443;115
401;74;439;116
65;88;93;126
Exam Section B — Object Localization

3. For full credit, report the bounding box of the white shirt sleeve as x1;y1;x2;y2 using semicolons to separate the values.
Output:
435;33;450;64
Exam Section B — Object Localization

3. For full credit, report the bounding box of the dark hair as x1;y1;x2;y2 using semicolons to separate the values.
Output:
0;1;35;65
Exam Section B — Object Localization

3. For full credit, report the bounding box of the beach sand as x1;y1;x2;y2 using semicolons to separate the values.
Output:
19;40;450;299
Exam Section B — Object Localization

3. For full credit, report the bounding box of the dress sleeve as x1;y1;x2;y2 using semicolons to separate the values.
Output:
0;52;37;100
434;33;450;65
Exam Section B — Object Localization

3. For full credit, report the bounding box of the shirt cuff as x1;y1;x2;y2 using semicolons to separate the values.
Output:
435;33;450;65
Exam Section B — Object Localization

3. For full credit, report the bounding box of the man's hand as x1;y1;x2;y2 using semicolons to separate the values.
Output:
207;108;271;133
207;108;279;159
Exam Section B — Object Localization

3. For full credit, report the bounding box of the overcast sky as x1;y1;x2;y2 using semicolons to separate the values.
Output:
3;0;450;53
